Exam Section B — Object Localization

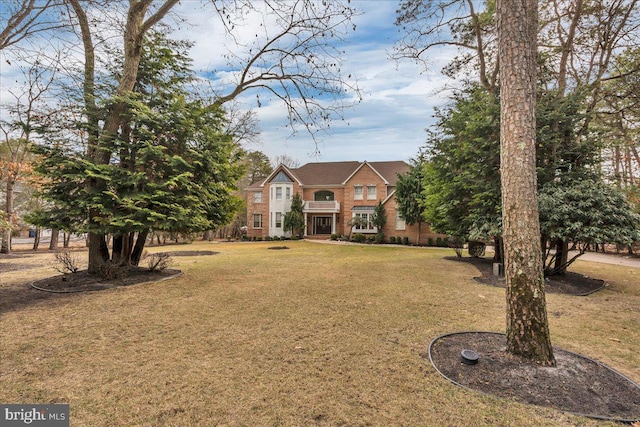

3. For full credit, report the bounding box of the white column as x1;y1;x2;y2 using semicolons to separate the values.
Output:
332;213;336;234
304;212;308;236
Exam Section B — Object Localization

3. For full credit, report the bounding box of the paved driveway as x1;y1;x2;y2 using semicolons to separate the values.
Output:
568;250;640;269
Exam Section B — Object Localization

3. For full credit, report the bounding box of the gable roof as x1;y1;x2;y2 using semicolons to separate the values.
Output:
368;161;410;186
248;160;409;188
290;161;361;186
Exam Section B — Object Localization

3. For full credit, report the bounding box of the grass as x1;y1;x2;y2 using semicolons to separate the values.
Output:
1;241;638;426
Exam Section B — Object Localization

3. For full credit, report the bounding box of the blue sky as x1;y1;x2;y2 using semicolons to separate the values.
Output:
0;1;458;166
172;0;457;165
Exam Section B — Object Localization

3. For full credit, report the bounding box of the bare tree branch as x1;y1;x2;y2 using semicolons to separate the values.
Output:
0;0;70;50
208;0;362;143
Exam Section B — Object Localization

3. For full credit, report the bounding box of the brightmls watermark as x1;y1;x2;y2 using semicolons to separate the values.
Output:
1;404;69;426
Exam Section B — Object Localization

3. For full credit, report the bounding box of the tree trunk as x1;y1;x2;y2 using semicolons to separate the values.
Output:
122;232;134;265
112;234;123;265
63;232;71;248
0;231;10;254
1;179;15;254
498;0;555;365
33;226;41;250
87;232;109;273
49;228;59;250
493;236;504;263
553;239;569;275
131;230;149;266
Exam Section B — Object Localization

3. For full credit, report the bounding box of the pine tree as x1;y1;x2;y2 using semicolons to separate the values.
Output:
283;193;305;238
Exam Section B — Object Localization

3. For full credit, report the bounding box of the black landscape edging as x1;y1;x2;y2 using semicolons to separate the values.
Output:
30;270;183;293
428;331;640;424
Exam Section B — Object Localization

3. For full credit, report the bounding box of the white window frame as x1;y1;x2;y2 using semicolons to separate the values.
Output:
352;212;376;232
354;185;363;200
253;213;263;229
253;191;263;203
275;212;283;228
367;185;377;200
275;187;282;200
395;211;406;230
285;187;291;201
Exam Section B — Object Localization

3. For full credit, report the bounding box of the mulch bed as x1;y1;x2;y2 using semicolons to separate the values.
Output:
445;256;605;296
428;332;640;422
31;267;182;293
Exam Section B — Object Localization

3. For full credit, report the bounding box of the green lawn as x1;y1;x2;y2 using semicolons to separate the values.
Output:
1;241;638;426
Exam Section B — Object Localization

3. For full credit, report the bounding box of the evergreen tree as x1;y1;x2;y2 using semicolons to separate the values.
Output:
422;85;502;241
283;193;305;238
34;32;243;268
372;200;387;243
395;158;426;243
539;179;640;274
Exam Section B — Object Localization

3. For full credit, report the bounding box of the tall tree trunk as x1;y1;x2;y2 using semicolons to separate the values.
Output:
33;226;41;250
87;232;110;273
1;179;15;254
49;228;59;250
122;232;134;265
131;230;149;266
112;234;124;265
498;0;555;366
553;239;569;275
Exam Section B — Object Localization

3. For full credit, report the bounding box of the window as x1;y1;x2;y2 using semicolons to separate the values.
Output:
275;187;282;200
353;213;376;232
314;190;334;201
367;185;377;200
253;213;263;229
253;191;263;203
275;212;283;228
285;187;291;201
395;211;406;230
354;185;363;200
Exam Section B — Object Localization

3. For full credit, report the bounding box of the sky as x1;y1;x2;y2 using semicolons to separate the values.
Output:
170;0;458;165
0;1;459;166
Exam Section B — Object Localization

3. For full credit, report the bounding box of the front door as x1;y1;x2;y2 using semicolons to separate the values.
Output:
314;216;332;235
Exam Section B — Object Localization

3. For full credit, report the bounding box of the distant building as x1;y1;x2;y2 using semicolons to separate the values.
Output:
246;160;443;244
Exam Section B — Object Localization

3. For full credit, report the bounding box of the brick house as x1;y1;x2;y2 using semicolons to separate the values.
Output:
245;160;443;244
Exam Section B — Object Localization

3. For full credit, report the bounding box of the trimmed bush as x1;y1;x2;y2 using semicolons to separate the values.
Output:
403;236;409;245
353;233;366;243
428;237;434;247
389;236;396;244
330;233;338;241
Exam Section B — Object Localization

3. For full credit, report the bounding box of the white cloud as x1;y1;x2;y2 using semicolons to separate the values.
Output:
1;1;459;166
230;1;458;165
